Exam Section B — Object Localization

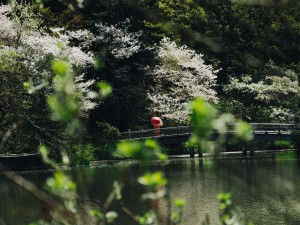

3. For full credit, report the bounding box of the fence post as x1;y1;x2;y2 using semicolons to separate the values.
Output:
242;145;247;157
198;145;203;158
189;147;195;158
296;138;300;160
293;124;300;159
250;141;255;157
128;129;131;139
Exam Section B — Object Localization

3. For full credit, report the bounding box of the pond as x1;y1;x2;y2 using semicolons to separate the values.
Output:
1;152;300;225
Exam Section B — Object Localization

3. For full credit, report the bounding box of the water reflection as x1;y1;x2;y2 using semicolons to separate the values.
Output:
0;153;300;225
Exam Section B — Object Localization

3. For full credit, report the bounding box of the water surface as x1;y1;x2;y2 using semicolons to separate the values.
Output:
1;153;300;225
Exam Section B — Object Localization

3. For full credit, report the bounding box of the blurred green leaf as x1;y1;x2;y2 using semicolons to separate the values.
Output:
93;58;105;70
218;193;232;202
173;198;186;209
171;211;180;223
189;98;216;126
51;60;68;77
47;95;81;122
113;181;122;200
116;141;144;158
157;152;168;162
138;171;167;190
218;193;232;210
46;171;77;195
90;209;104;219
234;121;253;142
106;211;118;223
189;98;216;141
39;145;57;169
116;140;168;164
97;82;112;98
139;212;156;225
23;81;30;90
61;151;70;165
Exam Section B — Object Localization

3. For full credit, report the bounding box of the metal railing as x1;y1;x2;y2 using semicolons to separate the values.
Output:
120;126;192;140
120;123;297;141
251;123;295;133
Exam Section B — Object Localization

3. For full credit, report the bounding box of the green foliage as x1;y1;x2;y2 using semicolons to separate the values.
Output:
188;98;216;147
48;60;82;136
234;121;253;142
0;50;63;154
226;140;295;152
171;198;186;224
97;82;112;98
218;193;232;211
52;60;69;77
70;143;95;166
46;171;77;195
91;121;120;160
173;198;186;209
96;121;120;141
138;171;167;191
218;193;254;225
90;209;104;220
36;4;84;29
139;212;156;225
189;98;253;155
216;97;271;122
39;145;59;168
225;140;246;152
87;81;113;101
116;139;167;164
93;57;105;70
93;143;116;160
273;140;295;149
156;0;207;28
259;140;295;150
49;60;81;120
106;211;118;223
139;0;207;40
46;171;78;213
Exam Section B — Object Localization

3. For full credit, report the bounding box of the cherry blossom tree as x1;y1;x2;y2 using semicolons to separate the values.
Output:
0;3;96;115
0;3;96;153
91;19;152;129
224;62;300;123
147;37;218;123
94;19;143;60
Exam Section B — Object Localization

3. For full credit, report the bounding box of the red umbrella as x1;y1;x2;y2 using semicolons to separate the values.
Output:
151;117;163;126
151;117;163;136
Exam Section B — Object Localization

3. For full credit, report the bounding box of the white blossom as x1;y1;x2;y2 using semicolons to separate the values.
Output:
0;3;43;46
270;107;295;123
0;5;18;42
67;29;95;49
23;30;94;67
224;71;300;122
148;37;218;123
0;3;97;115
94;19;142;59
75;74;98;115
